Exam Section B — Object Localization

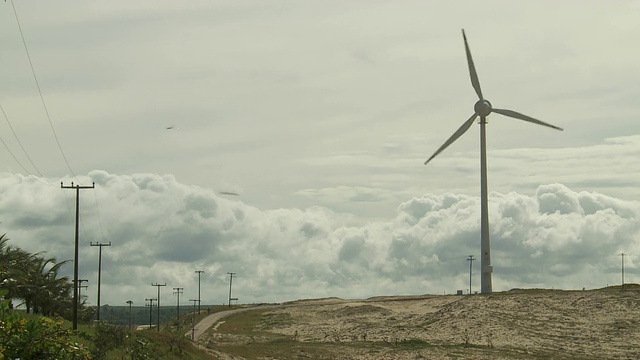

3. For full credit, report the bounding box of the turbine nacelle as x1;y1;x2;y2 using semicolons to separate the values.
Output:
474;99;492;117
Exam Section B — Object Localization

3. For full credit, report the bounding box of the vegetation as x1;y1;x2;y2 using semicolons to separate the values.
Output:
0;288;91;359
0;234;77;317
0;233;213;359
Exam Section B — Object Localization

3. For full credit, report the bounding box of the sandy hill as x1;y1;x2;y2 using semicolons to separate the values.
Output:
202;286;640;359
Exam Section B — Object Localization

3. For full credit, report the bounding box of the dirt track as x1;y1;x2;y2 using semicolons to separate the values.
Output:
189;307;262;341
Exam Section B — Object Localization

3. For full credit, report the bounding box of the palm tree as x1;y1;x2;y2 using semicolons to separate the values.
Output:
0;234;74;317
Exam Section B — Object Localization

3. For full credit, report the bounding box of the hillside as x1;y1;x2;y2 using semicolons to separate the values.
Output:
197;286;640;359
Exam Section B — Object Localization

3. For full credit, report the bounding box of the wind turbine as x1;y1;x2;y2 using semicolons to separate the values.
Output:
424;29;563;294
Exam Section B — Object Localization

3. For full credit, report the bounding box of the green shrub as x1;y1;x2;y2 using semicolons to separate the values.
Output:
0;289;91;359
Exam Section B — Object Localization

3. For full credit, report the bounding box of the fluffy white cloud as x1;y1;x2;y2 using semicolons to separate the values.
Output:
1;171;638;307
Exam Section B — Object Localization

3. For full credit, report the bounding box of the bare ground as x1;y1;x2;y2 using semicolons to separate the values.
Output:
195;288;640;359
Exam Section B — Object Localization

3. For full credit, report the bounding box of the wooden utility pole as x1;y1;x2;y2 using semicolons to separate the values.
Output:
173;287;183;327
621;253;625;289
126;300;133;330
90;241;111;321
151;283;166;331
145;298;156;330
227;272;236;307
61;181;95;330
189;299;199;340
195;270;204;313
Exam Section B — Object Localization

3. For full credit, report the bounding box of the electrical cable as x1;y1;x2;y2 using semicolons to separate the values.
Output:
10;0;78;182
0;103;53;186
9;1;107;241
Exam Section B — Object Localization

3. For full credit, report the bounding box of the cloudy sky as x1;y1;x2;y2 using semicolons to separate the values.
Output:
1;1;640;307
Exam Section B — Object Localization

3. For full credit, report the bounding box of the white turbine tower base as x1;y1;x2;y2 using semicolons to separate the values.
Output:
424;29;563;294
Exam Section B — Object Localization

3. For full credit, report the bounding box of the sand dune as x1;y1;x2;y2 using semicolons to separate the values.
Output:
201;287;640;359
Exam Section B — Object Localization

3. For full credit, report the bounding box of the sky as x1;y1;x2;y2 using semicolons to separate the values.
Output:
1;1;640;307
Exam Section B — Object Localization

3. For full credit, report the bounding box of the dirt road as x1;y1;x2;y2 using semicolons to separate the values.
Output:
188;306;276;341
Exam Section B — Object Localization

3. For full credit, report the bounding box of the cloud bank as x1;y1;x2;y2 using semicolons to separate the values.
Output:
1;170;638;307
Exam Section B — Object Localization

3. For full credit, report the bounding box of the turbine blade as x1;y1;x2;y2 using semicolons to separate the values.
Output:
462;29;483;100
492;108;564;131
425;113;478;165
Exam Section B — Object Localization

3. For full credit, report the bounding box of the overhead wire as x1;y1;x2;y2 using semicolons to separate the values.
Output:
93;189;107;241
8;0;103;242
0;132;32;175
10;0;78;182
0;103;53;186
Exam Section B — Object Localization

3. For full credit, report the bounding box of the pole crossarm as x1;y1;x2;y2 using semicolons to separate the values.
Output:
61;181;95;330
77;279;88;305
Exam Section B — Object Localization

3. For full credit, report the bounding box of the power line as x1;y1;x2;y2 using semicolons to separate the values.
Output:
7;0;91;240
0;101;54;186
10;0;78;181
8;1;108;249
92;189;107;240
0;132;32;175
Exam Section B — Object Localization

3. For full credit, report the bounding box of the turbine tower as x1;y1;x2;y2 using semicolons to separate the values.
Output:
425;29;563;294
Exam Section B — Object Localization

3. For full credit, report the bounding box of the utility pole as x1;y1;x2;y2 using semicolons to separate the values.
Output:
90;241;111;321
145;298;156;330
467;255;476;295
227;272;236;307
126;300;133;330
77;279;88;307
61;181;95;330
151;283;166;331
189;299;199;340
621;253;625;290
173;287;183;327
195;270;204;314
